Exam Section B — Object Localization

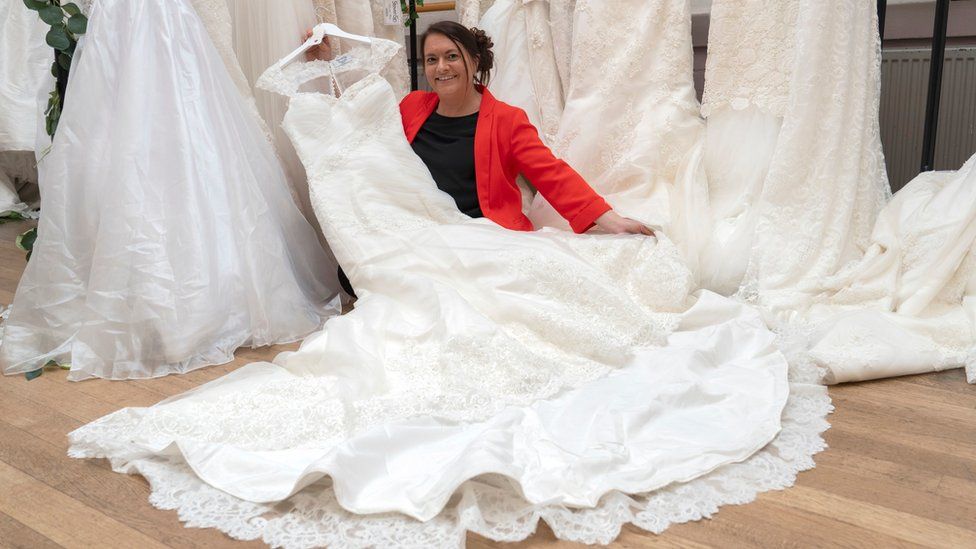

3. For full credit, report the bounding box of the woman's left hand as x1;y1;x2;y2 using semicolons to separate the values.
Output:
594;211;654;236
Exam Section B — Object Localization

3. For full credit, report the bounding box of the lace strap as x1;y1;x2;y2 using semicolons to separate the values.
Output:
257;39;401;98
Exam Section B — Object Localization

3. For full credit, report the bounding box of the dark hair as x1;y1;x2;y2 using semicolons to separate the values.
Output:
420;21;494;87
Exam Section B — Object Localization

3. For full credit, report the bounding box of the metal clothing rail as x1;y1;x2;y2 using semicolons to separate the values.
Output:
920;0;951;172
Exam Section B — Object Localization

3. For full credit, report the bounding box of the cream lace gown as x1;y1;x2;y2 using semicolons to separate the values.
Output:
67;42;830;547
0;0;339;380
700;0;889;312
0;0;47;214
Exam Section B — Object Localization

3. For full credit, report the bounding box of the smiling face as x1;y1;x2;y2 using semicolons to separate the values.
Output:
423;33;478;101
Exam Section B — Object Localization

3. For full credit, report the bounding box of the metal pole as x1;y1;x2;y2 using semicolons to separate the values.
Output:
920;0;951;172
877;0;887;43
409;0;418;91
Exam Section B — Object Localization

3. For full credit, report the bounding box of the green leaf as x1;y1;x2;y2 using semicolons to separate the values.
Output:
25;369;42;380
16;227;37;253
39;4;63;25
0;212;27;224
57;52;71;70
23;0;49;11
45;26;70;50
62;2;81;16
66;14;87;35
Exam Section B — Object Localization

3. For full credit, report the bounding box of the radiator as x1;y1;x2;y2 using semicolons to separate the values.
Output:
881;47;976;192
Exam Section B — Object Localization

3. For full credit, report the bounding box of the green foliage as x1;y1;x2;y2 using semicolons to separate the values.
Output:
0;212;27;224
23;360;65;380
16;227;37;261
400;0;424;26
23;0;88;138
19;0;88;260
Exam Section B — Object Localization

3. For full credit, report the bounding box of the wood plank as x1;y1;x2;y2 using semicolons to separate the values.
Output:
0;461;170;549
0;511;61;549
0;399;263;549
763;485;976;548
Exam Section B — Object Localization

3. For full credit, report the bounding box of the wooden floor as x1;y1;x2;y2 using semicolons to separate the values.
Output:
0;219;974;549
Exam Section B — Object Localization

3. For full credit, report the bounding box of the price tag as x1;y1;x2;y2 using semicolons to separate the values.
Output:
384;0;403;26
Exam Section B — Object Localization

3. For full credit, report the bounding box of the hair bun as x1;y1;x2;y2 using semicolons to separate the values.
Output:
470;27;495;73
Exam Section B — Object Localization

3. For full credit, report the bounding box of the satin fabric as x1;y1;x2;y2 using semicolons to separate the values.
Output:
69;59;790;523
0;0;339;380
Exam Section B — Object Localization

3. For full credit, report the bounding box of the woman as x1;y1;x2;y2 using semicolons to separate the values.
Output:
308;21;651;235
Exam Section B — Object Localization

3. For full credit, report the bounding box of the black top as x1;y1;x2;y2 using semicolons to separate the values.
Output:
410;111;483;218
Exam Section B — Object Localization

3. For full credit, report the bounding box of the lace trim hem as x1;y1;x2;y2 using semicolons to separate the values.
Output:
67;347;830;548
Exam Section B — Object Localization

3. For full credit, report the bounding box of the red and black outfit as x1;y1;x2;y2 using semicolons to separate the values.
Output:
339;87;612;297
400;86;611;233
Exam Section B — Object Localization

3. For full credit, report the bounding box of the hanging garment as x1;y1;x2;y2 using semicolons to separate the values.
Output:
67;39;829;548
526;0;703;237
0;0;49;214
457;0;496;27
227;0;321;217
479;0;564;145
801;153;976;383
334;0;410;98
700;0;890;311
0;0;48;151
0;0;339;380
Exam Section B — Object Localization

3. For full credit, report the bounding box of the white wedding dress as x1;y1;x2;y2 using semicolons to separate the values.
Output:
0;0;339;380
67;41;830;547
0;0;48;215
802;154;976;384
699;0;890;311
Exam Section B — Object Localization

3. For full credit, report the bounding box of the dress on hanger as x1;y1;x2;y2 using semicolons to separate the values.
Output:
0;0;339;380
67;39;830;547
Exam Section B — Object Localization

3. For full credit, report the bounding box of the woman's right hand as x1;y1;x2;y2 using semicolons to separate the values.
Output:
303;29;334;62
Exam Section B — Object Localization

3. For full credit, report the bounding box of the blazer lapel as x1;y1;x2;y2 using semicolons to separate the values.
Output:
475;87;495;206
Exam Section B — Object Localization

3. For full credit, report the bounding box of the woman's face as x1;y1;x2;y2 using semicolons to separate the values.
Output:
423;33;477;99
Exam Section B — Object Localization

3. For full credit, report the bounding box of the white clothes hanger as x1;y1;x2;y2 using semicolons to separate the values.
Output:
276;23;373;69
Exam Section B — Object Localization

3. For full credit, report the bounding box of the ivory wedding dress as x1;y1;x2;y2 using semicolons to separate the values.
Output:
68;40;830;547
0;0;339;380
525;0;704;236
0;0;48;215
700;0;889;311
803;154;976;384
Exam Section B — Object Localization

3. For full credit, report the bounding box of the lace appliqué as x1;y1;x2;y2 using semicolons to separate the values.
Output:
701;0;799;119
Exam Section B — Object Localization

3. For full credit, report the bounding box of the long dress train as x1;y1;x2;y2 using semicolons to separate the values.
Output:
0;0;339;380
67;39;830;547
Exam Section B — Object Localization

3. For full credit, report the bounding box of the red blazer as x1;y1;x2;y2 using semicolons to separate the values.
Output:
399;88;611;233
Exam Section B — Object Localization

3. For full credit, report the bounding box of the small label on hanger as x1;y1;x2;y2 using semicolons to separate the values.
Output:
384;0;403;26
332;53;354;69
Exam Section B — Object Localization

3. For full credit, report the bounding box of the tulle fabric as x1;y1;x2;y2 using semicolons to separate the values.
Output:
697;106;782;295
0;0;339;380
228;0;319;219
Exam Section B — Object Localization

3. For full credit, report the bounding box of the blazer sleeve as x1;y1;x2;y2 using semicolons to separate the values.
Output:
508;108;611;233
